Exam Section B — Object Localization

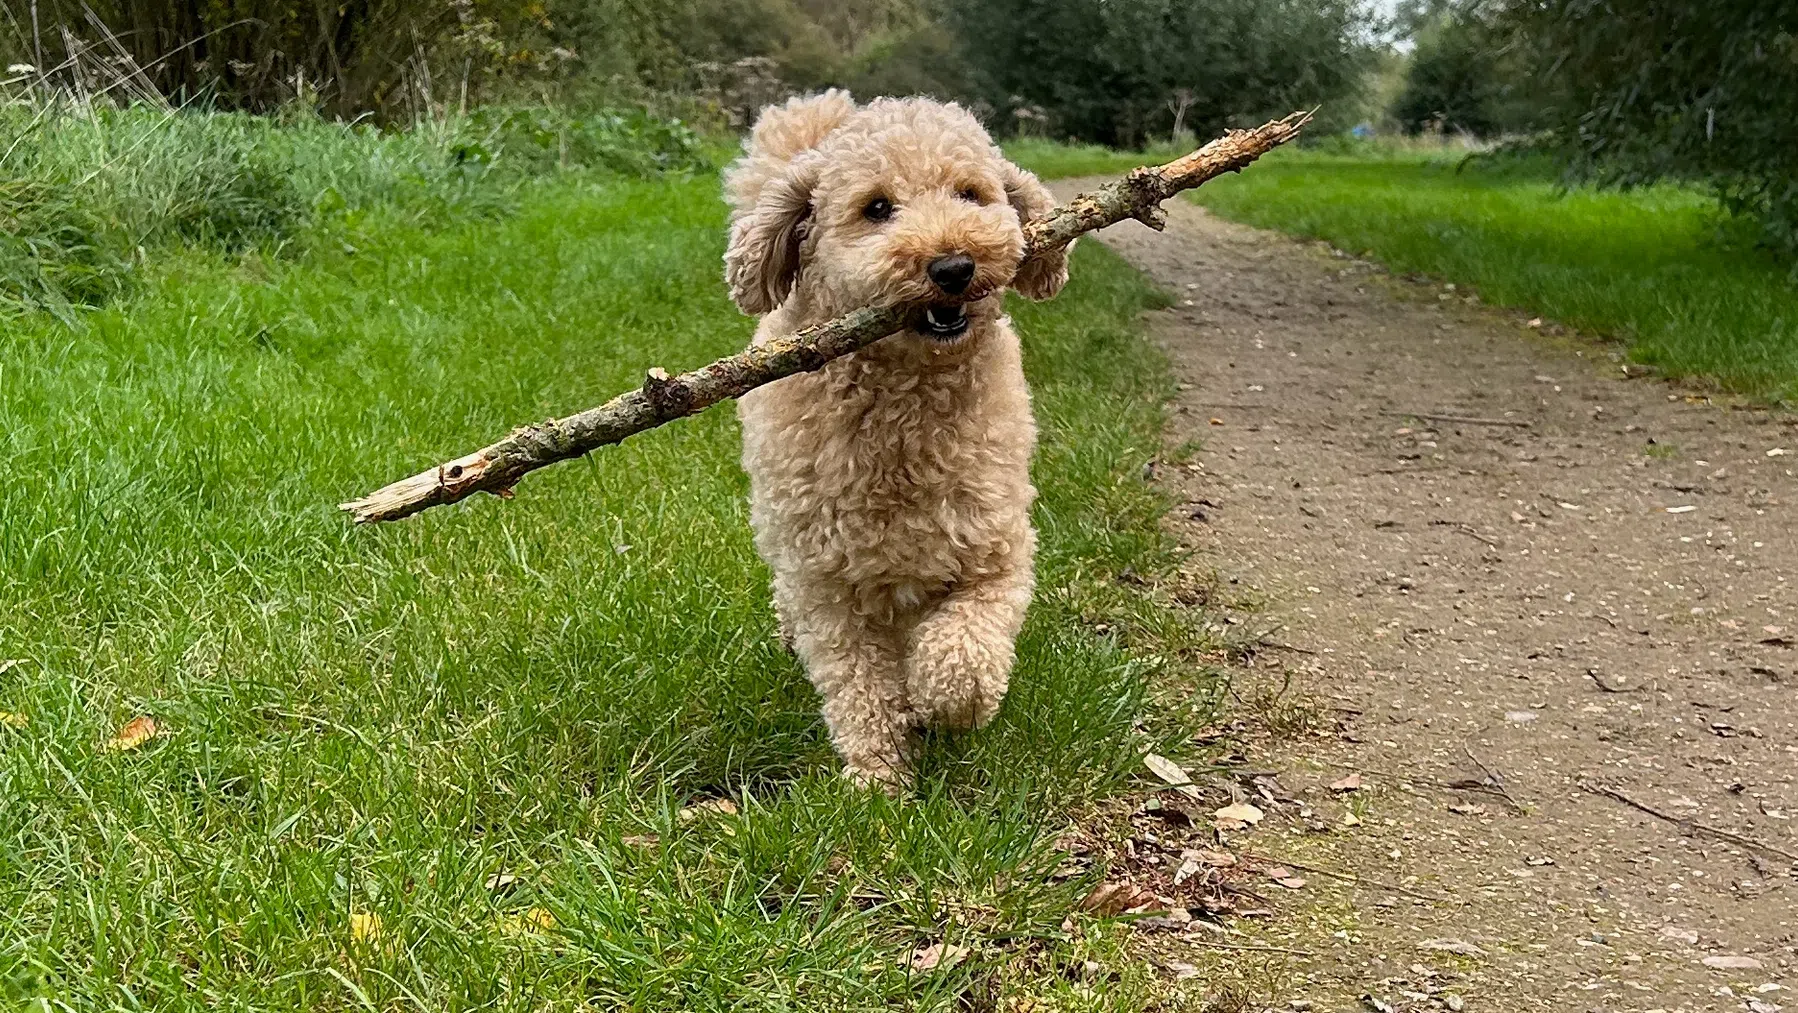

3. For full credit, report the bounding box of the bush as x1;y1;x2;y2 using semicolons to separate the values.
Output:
947;0;1372;147
1498;0;1798;258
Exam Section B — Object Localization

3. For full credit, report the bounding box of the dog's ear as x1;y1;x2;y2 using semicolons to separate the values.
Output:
724;90;854;215
724;157;819;315
1002;162;1072;301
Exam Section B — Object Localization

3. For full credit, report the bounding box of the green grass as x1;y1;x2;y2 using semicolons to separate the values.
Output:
1014;138;1798;400
0;160;1218;1008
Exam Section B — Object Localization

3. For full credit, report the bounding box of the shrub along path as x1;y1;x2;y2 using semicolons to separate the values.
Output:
1055;181;1798;1009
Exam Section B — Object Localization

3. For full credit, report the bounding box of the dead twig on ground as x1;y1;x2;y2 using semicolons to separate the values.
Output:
1460;746;1526;813
1180;939;1317;957
1429;519;1500;548
1577;782;1798;863
1243;853;1453;904
1384;411;1531;428
340;112;1313;524
1324;759;1525;811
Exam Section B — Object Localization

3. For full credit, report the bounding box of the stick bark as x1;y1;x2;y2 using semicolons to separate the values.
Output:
341;111;1312;524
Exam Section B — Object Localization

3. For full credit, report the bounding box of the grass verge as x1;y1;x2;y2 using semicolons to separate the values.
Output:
1;165;1222;1009
1012;139;1798;402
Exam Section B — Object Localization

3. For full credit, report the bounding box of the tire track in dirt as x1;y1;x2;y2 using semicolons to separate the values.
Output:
1057;181;1798;1012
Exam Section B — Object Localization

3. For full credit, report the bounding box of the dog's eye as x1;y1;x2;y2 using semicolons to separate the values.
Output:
957;188;982;204
862;197;894;221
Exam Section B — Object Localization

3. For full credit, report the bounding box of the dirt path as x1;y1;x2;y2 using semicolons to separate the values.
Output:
1055;182;1798;1012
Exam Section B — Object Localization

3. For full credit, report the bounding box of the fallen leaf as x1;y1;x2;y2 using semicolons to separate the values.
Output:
1272;873;1307;889
349;911;382;944
1329;772;1364;793
496;907;557;937
1209;417;1224;426
1143;753;1203;799
1080;881;1162;916
1418;938;1486;957
678;798;739;822
0;711;26;729
621;834;660;848
484;872;518;892
1340;811;1362;828
1702;955;1763;970
1172;856;1203;885
1194;848;1237;867
1526;317;1542;328
1447;802;1487;816
1164;960;1200;980
1213;802;1264;830
908;941;968;972
104;715;158;752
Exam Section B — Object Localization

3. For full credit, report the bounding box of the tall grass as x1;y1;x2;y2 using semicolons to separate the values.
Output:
0;93;711;320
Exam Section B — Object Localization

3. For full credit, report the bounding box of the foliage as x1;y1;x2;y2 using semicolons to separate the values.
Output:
947;0;1373;147
1391;9;1508;136
1184;143;1798;399
1497;0;1798;257
0;97;708;319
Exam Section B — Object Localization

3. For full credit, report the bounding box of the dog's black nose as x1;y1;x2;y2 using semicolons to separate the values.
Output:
927;254;976;295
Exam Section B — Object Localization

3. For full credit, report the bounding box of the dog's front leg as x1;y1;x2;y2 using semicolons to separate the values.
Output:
787;596;915;788
904;557;1035;732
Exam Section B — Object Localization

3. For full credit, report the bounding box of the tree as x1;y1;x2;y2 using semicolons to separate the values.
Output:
1498;0;1798;256
947;0;1371;147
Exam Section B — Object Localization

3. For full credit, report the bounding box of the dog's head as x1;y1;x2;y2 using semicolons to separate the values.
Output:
723;91;1071;344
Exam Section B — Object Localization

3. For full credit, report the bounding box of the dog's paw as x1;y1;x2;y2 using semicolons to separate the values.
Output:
905;623;1010;732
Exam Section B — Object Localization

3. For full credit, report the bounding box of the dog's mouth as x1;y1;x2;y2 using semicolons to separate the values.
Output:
913;303;970;341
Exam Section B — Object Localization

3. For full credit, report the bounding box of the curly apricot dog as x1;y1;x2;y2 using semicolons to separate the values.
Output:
723;91;1072;786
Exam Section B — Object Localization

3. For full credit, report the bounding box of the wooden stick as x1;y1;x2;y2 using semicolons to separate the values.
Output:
1383;411;1531;428
340;111;1313;524
1577;782;1798;863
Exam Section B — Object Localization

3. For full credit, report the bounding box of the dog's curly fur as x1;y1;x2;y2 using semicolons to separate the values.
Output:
723;91;1072;785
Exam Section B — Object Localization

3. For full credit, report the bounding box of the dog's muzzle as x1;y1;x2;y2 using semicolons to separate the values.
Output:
914;303;970;341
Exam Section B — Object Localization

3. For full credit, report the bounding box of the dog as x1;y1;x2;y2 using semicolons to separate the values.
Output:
723;90;1073;786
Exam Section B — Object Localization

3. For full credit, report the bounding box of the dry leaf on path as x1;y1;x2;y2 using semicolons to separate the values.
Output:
1143;753;1203;800
908;942;968;972
678;798;739;822
1194;848;1237;867
1080;881;1162;916
496;907;557;937
1329;772;1365;793
349;911;382;944
104;715;158;752
1447;802;1487;816
1213;802;1264;830
1702;955;1763;970
1263;866;1307;889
